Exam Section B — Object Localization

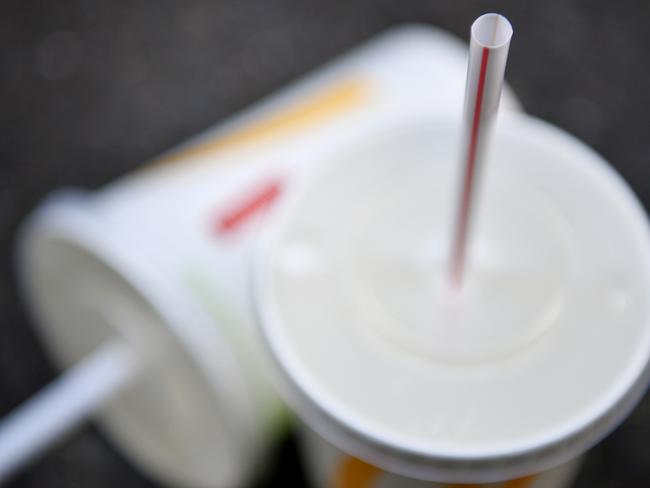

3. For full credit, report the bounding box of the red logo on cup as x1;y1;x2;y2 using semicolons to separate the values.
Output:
214;179;283;235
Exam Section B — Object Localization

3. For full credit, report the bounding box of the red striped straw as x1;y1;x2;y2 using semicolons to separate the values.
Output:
449;13;513;290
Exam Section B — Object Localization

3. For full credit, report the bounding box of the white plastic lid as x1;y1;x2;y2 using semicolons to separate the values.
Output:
253;113;650;482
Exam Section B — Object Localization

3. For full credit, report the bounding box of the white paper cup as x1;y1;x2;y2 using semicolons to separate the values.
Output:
12;24;521;486
252;112;650;486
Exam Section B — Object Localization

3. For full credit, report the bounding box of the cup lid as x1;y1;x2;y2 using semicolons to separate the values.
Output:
253;112;650;482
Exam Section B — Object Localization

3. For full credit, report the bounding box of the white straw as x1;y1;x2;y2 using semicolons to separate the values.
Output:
0;341;140;482
449;13;513;289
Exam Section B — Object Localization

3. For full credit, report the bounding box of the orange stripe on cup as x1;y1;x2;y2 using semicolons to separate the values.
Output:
502;475;537;488
447;474;536;488
331;456;382;488
156;78;368;166
332;456;538;488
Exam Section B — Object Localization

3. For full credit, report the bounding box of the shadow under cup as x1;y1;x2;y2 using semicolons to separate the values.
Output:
253;112;650;486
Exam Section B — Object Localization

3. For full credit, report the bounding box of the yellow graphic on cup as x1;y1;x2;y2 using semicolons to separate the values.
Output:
156;78;368;166
332;456;382;488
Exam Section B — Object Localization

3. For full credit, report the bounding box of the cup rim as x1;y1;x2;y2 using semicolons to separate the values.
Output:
251;111;650;480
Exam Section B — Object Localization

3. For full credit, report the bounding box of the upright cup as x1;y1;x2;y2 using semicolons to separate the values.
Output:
252;112;650;487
